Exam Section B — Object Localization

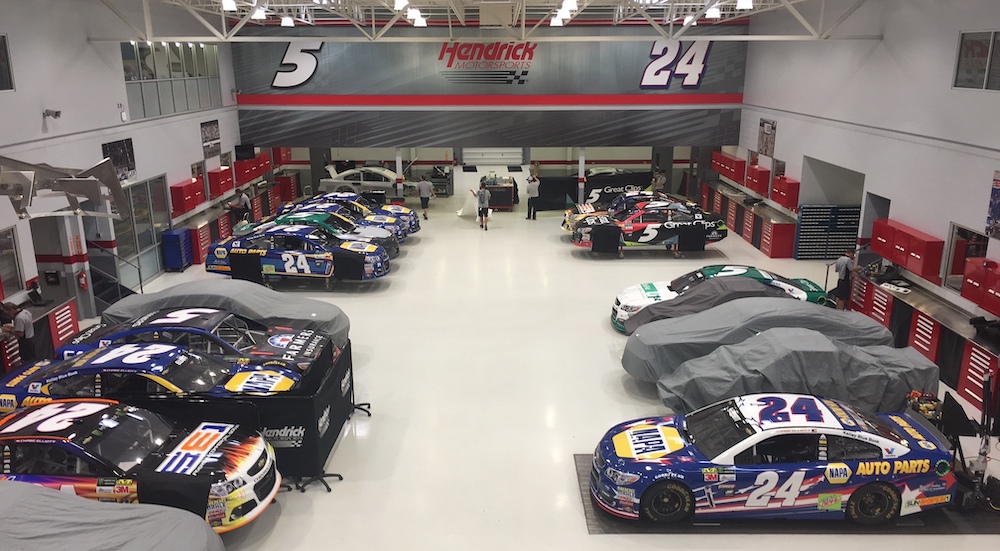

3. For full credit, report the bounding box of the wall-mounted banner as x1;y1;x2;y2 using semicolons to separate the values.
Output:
987;170;1000;239
201;120;221;159
758;118;776;157
100;138;136;182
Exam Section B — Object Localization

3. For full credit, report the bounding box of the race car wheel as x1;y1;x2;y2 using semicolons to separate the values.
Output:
846;483;899;526
639;481;694;523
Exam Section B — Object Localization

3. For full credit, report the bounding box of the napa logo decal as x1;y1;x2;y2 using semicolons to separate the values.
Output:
612;424;685;460
225;371;295;394
267;334;295;348
825;463;852;484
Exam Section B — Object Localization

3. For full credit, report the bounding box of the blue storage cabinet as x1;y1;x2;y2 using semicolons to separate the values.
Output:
162;228;193;271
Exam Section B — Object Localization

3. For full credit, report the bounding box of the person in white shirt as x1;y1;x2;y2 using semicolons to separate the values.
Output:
471;183;491;231
525;176;540;220
417;176;435;220
834;249;860;310
228;188;252;222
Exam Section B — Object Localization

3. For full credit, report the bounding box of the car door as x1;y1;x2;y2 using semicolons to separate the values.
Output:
7;441;130;501
720;433;827;519
623;212;663;244
362;169;393;193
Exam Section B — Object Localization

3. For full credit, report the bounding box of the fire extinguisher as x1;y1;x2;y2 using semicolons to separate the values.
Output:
77;271;87;290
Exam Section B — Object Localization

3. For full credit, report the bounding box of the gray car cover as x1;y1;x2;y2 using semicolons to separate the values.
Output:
102;279;350;347
622;297;894;382
656;327;940;414
623;277;792;335
0;482;224;551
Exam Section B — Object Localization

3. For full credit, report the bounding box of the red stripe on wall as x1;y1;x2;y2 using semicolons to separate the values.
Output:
35;253;88;264
90;240;116;249
237;94;744;108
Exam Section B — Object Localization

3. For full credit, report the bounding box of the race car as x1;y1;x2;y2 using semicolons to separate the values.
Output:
297;192;421;234
294;202;408;241
611;265;828;332
0;398;280;533
0;343;304;411
318;166;417;196
591;393;956;525
205;224;390;283
55;307;330;374
562;191;675;231
236;212;400;259
571;201;727;249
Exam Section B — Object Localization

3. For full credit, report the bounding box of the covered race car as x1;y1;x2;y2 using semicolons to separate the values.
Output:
655;327;941;414
237;211;400;258
295;202;408;241
301;192;421;234
319;165;417;196
0;399;280;533
591;393;956;525
621;297;894;383
572;201;727;249
206;224;390;283
612;264;829;332
56;307;330;374
619;277;792;335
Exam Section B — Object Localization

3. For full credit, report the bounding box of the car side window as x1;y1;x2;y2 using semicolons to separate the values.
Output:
245;236;272;250
826;434;883;461
12;443;100;476
736;434;820;465
368;172;390;182
641;212;666;224
343;172;362;181
48;374;98;397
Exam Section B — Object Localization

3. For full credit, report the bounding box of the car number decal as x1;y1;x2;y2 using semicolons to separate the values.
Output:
90;343;176;365
1;402;111;434
757;396;825;424
147;308;220;325
281;253;312;274
746;471;806;508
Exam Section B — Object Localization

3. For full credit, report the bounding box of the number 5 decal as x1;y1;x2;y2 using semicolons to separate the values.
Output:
640;40;712;88
637;226;660;243
272;42;323;88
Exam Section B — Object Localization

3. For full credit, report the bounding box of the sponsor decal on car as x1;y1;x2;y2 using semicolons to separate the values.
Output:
156;423;235;475
225;371;295;394
267;334;295;349
918;481;948;494
817;493;843;511
906;494;951;508
825;463;852;484
856;459;931;476
611;424;685;460
702;468;718;483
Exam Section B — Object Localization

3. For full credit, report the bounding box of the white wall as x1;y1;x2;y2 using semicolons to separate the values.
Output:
742;0;1000;259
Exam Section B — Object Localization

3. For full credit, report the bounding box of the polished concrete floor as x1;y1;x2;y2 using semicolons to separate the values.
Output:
141;173;993;551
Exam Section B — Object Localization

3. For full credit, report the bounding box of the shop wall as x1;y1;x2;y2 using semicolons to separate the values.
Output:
741;0;1000;259
0;203;38;302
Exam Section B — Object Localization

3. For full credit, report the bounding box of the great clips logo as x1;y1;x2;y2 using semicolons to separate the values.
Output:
438;41;536;85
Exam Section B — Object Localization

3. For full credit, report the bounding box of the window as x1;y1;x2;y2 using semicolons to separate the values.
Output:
826;435;882;461
955;31;1000;90
736;434;819;465
121;42;221;120
0;227;24;298
12;444;100;476
0;35;15;91
49;374;98;397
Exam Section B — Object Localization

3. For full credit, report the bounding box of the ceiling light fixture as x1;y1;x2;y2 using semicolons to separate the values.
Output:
251;7;266;19
706;6;721;18
393;0;408;10
562;0;577;12
221;0;237;11
414;15;427;27
280;16;294;26
736;0;752;9
556;7;571;20
549;17;563;26
684;15;697;26
406;7;420;20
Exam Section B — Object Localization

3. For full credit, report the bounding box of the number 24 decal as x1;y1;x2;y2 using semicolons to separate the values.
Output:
757;396;825;423
282;253;312;274
747;471;805;508
640;41;712;88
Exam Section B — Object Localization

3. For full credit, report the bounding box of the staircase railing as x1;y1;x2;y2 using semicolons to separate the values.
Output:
86;240;143;295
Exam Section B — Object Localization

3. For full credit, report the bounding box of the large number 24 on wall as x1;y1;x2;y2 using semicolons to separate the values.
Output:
640;41;712;89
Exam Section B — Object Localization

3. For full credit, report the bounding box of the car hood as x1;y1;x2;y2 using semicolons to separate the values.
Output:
221;369;299;395
143;423;264;479
601;416;698;466
350;225;392;239
617;282;678;309
792;278;825;294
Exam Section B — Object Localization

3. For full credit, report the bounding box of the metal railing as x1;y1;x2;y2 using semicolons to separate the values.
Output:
86;240;144;295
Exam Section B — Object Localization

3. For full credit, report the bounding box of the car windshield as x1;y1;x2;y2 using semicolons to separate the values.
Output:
159;351;231;392
76;405;174;472
307;229;340;249
684;400;756;459
612;210;634;222
212;314;267;354
669;269;706;293
825;399;906;444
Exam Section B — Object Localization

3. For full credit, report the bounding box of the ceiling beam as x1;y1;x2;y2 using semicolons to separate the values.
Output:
99;0;149;39
88;33;882;43
179;1;227;40
820;0;868;39
779;0;818;37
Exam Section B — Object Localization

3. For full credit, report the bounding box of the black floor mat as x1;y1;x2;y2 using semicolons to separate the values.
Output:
573;454;1000;535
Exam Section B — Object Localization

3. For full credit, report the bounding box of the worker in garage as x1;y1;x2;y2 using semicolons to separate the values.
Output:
834;248;861;310
227;188;252;223
417;175;434;220
2;302;36;364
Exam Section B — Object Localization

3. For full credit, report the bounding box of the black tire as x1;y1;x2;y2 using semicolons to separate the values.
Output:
639;481;694;523
846;483;899;526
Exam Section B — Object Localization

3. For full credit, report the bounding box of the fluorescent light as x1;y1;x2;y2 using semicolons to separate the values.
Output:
251;8;266;19
221;0;237;11
736;0;752;9
684;15;697;25
549;17;563;26
706;7;721;18
280;16;294;26
393;0;408;10
562;0;577;11
413;15;427;27
556;7;571;20
406;7;420;19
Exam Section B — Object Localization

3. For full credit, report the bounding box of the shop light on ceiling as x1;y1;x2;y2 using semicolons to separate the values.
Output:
706;4;721;18
221;0;237;11
413;15;427;27
736;0;753;9
393;0;408;10
281;16;294;27
406;7;421;20
550;16;563;26
251;7;267;19
684;15;697;25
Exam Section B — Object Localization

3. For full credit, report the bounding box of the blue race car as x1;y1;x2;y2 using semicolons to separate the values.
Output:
591;393;956;525
304;192;421;234
206;224;390;282
56;307;330;374
0;342;303;415
293;202;408;242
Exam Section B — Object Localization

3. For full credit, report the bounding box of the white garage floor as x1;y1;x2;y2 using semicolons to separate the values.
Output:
139;182;988;551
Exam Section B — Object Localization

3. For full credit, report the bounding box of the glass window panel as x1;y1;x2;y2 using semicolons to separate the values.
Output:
157;81;174;115
141;82;160;117
126;82;145;120
198;78;211;109
195;44;207;76
210;77;221;106
131;184;154;250
171;80;188;112
955;32;992;89
138;248;161;282
149;177;169;243
113;188;138;259
118;260;139;290
151;42;170;79
186;79;200;110
0;36;11;91
182;44;196;77
167;43;185;78
136;41;155;80
0;228;23;296
988;34;1000;90
120;42;140;82
205;45;218;77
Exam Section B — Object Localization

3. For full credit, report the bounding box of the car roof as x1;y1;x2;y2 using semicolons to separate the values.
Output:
732;394;855;432
50;344;186;375
258;225;319;238
128;308;232;330
0;400;119;440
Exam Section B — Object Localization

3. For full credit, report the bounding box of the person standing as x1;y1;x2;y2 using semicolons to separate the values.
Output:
525;175;540;220
228;188;252;223
470;183;491;231
2;302;35;364
834;248;860;310
417;175;435;220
